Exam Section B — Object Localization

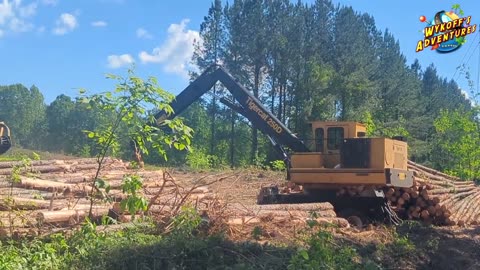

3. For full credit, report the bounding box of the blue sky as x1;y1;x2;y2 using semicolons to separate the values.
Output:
0;0;479;104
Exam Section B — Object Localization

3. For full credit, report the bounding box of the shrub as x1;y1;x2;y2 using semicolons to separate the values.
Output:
270;160;286;171
288;230;360;270
186;147;220;170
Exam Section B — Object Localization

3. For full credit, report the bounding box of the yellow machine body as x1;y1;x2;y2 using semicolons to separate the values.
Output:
289;121;413;189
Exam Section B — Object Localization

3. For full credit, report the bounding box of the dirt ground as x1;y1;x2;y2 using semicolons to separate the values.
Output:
2;156;478;269
167;168;480;270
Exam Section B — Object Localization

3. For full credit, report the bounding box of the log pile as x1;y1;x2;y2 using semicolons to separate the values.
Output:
3;155;475;238
396;160;480;226
337;161;480;226
0;157;229;238
226;202;349;228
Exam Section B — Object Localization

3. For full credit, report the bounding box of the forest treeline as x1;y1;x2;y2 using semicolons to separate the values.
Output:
0;0;479;179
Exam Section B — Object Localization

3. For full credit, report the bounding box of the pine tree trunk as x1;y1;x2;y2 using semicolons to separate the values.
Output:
230;108;235;168
251;65;261;163
282;81;287;123
270;58;276;113
210;85;216;155
278;84;283;120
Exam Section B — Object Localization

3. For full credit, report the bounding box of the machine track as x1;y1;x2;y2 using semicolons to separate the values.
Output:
257;185;402;226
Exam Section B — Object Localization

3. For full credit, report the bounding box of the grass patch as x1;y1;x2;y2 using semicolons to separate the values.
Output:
0;221;295;270
0;206;379;270
3;216;474;270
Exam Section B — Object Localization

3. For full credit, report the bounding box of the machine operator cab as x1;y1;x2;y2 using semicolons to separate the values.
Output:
310;122;366;167
311;121;366;152
289;121;413;188
301;121;367;169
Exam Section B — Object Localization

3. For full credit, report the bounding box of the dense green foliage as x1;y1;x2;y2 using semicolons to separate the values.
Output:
3;208;453;270
186;0;479;175
0;209;294;270
0;0;478;178
0;207;417;270
433;109;480;180
288;230;361;270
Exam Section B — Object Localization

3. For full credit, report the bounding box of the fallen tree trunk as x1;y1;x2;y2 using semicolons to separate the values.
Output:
0;160;65;169
242;209;337;218
37;207;110;224
227;215;349;228
14;177;86;195
0;197;65;210
247;203;334;212
408;161;461;181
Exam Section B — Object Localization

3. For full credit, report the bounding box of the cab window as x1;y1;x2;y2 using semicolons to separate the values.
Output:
315;128;324;152
327;127;344;150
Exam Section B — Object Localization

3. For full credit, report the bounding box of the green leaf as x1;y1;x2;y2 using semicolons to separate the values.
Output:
120;200;127;211
105;73;117;79
31;152;41;161
299;249;309;260
95;178;106;188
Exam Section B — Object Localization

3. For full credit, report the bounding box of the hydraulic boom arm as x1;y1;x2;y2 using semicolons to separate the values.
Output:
155;65;309;153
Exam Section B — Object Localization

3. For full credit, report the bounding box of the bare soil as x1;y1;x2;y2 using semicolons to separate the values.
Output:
167;168;480;270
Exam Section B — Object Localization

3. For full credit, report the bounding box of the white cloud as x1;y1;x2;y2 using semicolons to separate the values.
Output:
461;89;477;105
139;19;200;78
136;27;152;39
107;54;134;69
0;0;14;25
41;0;57;6
19;2;36;18
0;0;37;36
9;16;32;32
91;20;107;27
53;13;77;35
99;0;125;4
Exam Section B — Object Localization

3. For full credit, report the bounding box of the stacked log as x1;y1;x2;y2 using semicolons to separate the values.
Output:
338;162;480;225
0;157;127;176
37;207;110;225
397;160;480;226
226;202;349;228
0;158;160;235
334;161;480;226
0;157;228;237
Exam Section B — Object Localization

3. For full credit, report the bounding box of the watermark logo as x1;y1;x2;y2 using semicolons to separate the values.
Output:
416;4;476;53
